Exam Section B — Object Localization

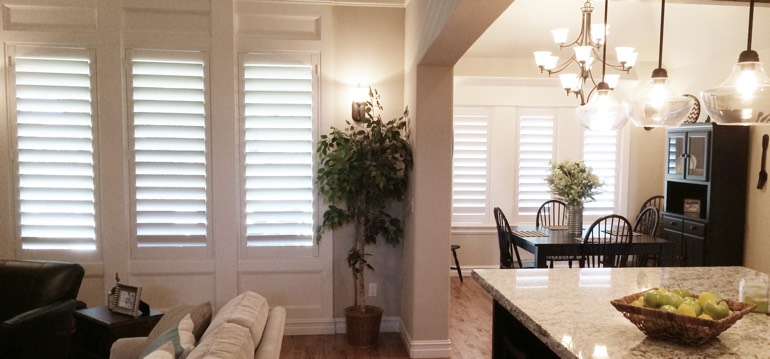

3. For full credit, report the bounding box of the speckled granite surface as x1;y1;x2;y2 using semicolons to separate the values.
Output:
473;267;770;358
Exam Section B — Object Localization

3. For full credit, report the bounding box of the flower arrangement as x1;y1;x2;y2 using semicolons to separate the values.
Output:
545;160;604;207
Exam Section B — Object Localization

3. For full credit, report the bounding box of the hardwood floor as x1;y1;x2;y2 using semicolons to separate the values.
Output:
279;276;492;358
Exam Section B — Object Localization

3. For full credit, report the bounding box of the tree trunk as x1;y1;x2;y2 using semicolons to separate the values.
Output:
355;218;366;312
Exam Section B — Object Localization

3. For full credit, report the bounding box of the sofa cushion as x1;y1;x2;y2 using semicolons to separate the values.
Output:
142;342;175;359
186;322;255;359
142;302;211;354
202;291;269;347
140;314;196;359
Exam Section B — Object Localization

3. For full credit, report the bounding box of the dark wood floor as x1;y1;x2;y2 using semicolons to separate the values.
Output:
279;276;492;358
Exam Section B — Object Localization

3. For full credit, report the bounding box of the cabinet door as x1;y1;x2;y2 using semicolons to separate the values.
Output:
685;131;710;181
682;234;705;266
666;132;686;179
662;228;683;266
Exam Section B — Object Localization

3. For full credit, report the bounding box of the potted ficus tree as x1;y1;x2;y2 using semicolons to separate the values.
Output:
315;88;413;347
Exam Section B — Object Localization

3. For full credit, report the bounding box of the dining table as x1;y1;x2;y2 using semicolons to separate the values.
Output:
510;225;674;268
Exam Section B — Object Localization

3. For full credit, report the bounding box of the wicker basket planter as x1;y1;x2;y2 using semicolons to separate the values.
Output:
345;305;383;348
611;290;756;345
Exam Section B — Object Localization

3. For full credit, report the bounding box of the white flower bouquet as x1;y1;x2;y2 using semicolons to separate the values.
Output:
545;160;604;207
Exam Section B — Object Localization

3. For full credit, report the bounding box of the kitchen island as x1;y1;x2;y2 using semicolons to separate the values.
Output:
472;267;770;358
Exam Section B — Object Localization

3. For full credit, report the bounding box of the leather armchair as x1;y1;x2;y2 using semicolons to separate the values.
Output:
0;259;85;359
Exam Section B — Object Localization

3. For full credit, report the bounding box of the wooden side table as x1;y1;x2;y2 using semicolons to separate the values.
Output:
72;306;163;359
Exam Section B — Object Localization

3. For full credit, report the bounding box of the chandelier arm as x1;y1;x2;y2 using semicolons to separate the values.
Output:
547;55;580;75
603;63;632;73
592;49;631;72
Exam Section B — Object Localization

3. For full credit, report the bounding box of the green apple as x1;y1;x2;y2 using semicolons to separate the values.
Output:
682;297;703;316
644;290;662;308
672;288;692;299
660;304;677;313
676;303;696;317
704;299;730;320
699;291;721;308
660;292;684;309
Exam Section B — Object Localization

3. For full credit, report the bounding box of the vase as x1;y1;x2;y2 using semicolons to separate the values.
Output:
567;203;583;236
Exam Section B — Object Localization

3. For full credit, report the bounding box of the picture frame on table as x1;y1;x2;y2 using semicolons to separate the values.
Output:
110;283;142;317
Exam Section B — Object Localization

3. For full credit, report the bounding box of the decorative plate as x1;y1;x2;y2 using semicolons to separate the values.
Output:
683;94;701;124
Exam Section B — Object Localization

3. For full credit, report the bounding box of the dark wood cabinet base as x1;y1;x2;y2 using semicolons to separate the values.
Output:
493;300;559;359
71;306;163;359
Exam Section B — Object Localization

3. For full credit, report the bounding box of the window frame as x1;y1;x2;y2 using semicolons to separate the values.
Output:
451;106;492;225
238;51;320;259
125;48;213;259
6;44;101;261
514;107;557;223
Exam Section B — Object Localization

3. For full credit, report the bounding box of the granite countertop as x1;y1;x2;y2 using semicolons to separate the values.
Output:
472;267;770;358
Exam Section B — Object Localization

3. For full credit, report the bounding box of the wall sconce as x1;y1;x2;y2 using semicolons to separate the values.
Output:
351;85;368;122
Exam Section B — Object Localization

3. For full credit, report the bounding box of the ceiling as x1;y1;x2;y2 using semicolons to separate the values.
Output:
464;0;770;70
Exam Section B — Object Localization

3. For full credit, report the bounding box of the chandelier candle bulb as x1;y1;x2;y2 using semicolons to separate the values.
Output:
575;46;593;63
591;24;607;45
552;28;569;45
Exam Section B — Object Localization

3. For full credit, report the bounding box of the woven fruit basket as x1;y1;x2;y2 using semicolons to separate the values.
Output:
610;290;756;345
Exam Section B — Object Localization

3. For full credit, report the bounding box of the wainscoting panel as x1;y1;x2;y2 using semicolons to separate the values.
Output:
127;261;217;310
3;4;97;32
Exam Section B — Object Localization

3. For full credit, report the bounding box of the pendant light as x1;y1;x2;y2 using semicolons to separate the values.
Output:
623;0;694;128
701;0;770;125
575;0;627;131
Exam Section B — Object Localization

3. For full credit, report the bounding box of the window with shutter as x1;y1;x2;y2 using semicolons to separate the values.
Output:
452;107;490;224
517;110;555;217
127;50;211;250
8;46;97;250
241;53;317;252
583;129;617;216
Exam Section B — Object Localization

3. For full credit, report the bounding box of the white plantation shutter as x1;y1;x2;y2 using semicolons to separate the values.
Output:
10;48;97;250
242;53;317;248
128;50;210;248
452;108;490;223
517;112;555;216
583;130;617;216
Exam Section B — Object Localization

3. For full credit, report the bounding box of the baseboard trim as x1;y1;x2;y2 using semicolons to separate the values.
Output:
399;320;452;358
334;315;401;333
283;319;335;336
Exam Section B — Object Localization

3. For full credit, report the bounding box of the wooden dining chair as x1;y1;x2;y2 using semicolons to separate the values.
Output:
536;200;578;268
639;195;664;237
494;207;533;269
631;206;660;266
580;214;633;268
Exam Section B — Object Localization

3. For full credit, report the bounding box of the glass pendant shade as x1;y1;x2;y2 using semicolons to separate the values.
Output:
624;71;695;127
575;84;628;131
701;60;770;124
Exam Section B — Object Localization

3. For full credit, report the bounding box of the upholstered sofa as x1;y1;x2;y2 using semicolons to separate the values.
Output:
0;259;85;359
110;291;285;359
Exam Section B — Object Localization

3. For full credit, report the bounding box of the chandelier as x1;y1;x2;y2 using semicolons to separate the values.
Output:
533;0;638;105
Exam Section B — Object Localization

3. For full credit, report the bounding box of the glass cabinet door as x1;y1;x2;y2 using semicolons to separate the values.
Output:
685;131;710;181
667;132;686;178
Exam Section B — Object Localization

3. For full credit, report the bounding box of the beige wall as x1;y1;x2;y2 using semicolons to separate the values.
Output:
329;5;406;321
745;126;770;275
